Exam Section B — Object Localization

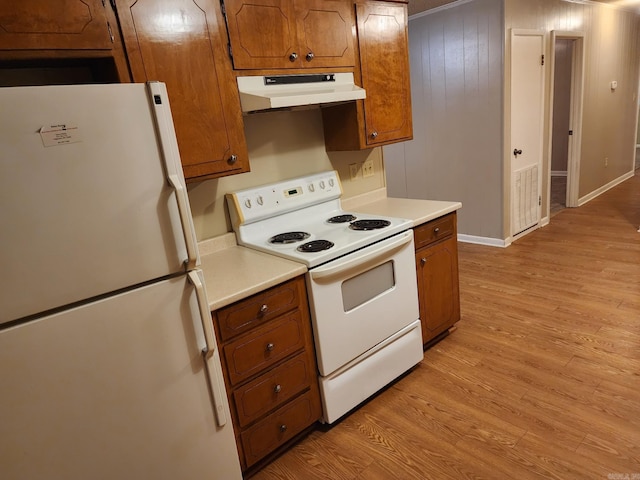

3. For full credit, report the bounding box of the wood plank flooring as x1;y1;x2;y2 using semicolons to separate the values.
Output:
251;174;640;480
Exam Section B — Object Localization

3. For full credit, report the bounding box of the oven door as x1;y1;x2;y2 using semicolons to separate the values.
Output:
306;229;419;376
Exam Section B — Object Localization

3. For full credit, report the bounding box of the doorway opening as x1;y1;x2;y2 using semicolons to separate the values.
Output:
548;31;585;217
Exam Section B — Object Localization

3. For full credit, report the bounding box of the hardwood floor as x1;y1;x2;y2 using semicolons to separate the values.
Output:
251;174;640;480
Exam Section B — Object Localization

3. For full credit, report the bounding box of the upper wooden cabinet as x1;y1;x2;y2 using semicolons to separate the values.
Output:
0;0;113;50
0;0;130;83
322;0;412;150
223;0;356;70
115;0;250;182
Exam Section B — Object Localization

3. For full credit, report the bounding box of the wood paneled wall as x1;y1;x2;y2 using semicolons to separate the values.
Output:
505;0;640;200
385;0;504;239
387;0;639;242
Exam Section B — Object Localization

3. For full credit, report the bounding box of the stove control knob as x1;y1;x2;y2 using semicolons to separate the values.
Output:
244;198;252;209
308;183;315;192
328;178;335;187
256;195;264;206
319;180;325;189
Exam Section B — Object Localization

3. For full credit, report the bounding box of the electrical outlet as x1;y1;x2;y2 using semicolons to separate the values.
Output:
349;163;361;181
362;159;374;178
605;157;608;167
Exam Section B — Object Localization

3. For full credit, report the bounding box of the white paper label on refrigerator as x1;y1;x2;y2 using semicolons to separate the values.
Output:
39;125;82;147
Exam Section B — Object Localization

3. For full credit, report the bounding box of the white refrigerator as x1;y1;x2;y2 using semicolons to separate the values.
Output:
0;83;243;479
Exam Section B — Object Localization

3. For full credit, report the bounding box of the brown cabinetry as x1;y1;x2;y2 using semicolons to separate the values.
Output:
0;0;129;83
322;0;412;150
223;0;356;70
115;0;249;182
414;212;460;346
213;276;321;472
0;0;112;50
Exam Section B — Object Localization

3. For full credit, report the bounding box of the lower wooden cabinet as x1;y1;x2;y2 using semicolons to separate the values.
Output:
212;276;321;472
414;212;461;346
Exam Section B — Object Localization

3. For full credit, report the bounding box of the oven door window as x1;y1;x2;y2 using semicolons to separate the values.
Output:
341;260;395;312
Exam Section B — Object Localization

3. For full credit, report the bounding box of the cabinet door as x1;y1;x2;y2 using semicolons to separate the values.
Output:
416;236;460;344
224;0;300;69
294;0;355;68
0;0;113;50
356;1;412;146
116;0;249;182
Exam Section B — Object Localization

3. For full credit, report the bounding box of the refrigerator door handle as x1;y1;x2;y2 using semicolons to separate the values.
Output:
147;81;199;270
188;270;227;427
167;173;198;270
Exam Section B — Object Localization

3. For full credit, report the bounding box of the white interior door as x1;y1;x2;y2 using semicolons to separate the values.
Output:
510;30;545;236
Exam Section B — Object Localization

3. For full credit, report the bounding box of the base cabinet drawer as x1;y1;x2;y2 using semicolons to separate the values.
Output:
213;275;321;472
223;311;307;386
233;352;313;428
240;390;321;468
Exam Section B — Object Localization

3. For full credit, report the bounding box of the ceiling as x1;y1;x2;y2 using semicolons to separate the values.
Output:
408;0;640;16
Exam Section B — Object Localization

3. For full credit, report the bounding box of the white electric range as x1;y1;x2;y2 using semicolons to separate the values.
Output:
226;171;423;423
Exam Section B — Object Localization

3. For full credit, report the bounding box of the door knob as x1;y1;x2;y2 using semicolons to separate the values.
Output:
513;149;523;157
289;52;298;62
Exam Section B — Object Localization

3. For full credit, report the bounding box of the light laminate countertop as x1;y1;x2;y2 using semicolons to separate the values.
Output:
198;233;306;311
199;189;461;311
341;188;462;227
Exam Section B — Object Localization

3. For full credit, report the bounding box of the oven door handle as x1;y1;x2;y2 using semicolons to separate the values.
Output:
310;230;414;282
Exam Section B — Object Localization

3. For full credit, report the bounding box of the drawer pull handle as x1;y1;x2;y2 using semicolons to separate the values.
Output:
259;304;268;315
274;384;282;394
434;227;440;234
421;258;426;266
279;424;287;432
266;342;275;352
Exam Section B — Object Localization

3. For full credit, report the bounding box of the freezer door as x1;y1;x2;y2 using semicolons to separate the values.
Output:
0;274;242;480
0;83;198;325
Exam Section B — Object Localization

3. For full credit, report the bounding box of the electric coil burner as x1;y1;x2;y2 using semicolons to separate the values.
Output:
297;240;334;253
349;219;391;231
226;171;423;424
327;214;356;223
269;231;310;244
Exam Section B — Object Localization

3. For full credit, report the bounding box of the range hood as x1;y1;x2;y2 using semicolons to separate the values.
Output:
236;73;366;113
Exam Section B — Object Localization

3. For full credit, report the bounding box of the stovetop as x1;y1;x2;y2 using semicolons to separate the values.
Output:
226;171;413;268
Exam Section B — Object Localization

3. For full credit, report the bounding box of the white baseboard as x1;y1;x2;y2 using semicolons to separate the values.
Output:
457;234;510;248
578;171;634;206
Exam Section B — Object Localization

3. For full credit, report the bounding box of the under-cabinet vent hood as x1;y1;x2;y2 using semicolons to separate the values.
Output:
236;73;366;113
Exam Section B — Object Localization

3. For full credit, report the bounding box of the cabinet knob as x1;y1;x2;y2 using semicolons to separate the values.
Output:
266;342;275;352
259;304;268;315
306;52;314;61
228;154;238;165
434;227;440;234
370;131;378;139
274;384;282;394
420;258;426;266
289;52;298;62
279;424;287;432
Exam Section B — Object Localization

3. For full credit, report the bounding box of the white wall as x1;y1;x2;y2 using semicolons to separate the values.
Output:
187;109;385;240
